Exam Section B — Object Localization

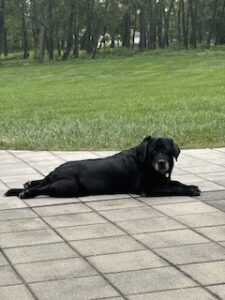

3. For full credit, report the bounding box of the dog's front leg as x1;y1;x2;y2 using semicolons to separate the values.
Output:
142;181;201;197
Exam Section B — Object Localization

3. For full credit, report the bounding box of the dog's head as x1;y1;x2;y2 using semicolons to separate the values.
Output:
137;136;180;176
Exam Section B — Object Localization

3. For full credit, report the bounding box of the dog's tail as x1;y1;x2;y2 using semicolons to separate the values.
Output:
5;189;24;197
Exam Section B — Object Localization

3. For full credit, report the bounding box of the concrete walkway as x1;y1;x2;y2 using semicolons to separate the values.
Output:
1;148;225;299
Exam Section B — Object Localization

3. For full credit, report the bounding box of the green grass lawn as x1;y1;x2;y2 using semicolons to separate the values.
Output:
1;50;225;150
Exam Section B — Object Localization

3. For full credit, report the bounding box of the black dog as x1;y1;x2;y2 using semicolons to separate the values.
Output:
5;136;201;199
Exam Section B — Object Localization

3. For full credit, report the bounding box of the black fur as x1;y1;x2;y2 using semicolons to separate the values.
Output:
5;136;201;199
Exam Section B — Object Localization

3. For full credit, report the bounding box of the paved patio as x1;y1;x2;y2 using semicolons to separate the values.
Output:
1;148;225;299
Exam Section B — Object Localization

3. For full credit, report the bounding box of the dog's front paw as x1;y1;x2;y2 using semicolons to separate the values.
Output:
189;185;201;196
19;191;31;199
24;181;32;189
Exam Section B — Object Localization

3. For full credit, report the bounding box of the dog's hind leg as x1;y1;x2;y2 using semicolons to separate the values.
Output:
5;188;24;197
19;185;52;199
24;179;47;189
19;179;78;199
23;174;53;189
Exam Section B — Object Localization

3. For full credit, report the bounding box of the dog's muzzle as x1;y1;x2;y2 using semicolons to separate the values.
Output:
154;159;170;175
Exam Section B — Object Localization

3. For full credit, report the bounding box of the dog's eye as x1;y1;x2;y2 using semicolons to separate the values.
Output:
151;151;157;156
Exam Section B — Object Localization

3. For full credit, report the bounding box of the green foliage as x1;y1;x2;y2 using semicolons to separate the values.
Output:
1;0;225;61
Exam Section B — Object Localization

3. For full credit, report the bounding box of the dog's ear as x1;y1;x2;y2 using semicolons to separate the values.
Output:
136;136;152;163
170;139;180;161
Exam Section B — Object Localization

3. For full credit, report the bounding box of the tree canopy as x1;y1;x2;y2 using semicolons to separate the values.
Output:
0;0;224;61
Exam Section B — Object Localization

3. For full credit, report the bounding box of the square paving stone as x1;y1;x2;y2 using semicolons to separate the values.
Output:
0;218;48;234
57;223;124;241
134;229;209;249
52;151;98;161
78;194;132;202
182;165;225;174
24;197;79;207
208;284;225;299
106;266;197;295
127;287;216;300
0;181;7;190
195;225;225;242
0;229;62;248
92;151;119;157
0;196;27;210
171;174;205;185
34;203;92;217
0;252;8;266
4;242;78;264
11;150;54;160
0;156;21;165
197;181;225;192
0;285;34;300
44;212;106;228
99;207;162;222
196;190;225;202
214;179;225;188
206;200;225;212
30;275;119;300
197;172;225;181
87;198;143;211
104;298;124;300
88;250;167;273
139;196;194;206
155;243;225;264
174;212;225;228
0;266;21;286
153;202;218;216
0;167;38;177
70;236;144;256
180;261;225;285
15;257;97;282
2;174;42;185
117;216;185;235
0;208;36;221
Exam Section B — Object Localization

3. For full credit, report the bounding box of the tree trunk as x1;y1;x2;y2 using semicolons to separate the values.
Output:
62;0;75;60
148;0;156;49
85;0;94;54
98;0;108;50
180;0;188;49
48;0;54;60
110;34;115;48
207;0;218;48
73;19;79;58
36;23;46;62
3;26;7;55
157;0;164;48
122;0;131;48
178;0;181;45
215;0;225;44
30;0;40;59
139;4;147;51
0;0;5;57
189;0;197;48
21;2;29;59
163;0;175;47
132;9;137;49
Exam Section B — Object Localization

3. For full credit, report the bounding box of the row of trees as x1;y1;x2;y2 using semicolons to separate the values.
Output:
0;0;224;61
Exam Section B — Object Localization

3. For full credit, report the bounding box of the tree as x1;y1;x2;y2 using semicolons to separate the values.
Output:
0;0;5;57
1;0;224;61
207;0;218;48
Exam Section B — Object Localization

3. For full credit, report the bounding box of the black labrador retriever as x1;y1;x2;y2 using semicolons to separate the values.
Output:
5;136;201;199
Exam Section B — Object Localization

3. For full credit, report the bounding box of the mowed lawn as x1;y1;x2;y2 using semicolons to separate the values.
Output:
1;51;225;150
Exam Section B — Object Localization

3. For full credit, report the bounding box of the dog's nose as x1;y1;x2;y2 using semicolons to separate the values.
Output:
158;160;166;168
